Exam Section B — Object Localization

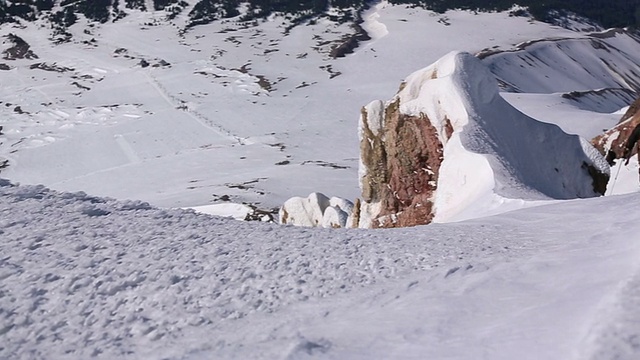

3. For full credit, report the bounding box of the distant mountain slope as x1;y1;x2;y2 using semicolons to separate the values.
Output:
395;0;640;29
481;29;640;95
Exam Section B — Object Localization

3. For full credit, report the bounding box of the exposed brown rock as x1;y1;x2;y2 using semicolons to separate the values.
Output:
443;117;454;140
619;97;640;124
359;106;388;204
330;22;371;59
592;98;640;164
360;100;444;228
280;207;289;224
350;198;361;228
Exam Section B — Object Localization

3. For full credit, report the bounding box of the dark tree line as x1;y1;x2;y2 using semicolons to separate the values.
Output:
402;0;640;29
187;0;640;28
0;0;638;30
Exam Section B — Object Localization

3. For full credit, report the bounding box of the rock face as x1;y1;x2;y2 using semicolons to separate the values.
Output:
359;100;446;228
592;97;640;163
358;51;610;228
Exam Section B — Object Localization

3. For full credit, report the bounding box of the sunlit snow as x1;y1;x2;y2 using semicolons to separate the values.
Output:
2;2;640;359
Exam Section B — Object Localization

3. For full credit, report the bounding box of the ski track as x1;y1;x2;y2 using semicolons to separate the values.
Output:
113;134;141;164
144;72;245;145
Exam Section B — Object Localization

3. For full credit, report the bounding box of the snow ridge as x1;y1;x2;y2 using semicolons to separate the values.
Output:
482;31;640;94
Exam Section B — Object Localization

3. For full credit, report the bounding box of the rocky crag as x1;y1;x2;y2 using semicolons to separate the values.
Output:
282;52;610;229
356;52;609;228
593;97;640;164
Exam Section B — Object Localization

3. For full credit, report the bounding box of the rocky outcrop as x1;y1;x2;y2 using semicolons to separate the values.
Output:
358;51;609;228
592;97;640;163
359;100;445;228
329;22;371;59
2;34;38;60
279;52;610;229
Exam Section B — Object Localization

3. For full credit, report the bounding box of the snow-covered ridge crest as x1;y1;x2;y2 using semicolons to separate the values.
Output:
397;51;499;136
358;51;609;227
481;29;640;95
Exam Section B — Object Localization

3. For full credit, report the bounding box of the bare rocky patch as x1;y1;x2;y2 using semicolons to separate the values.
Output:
295;81;315;89
225;178;267;195
71;81;91;90
301;160;349;169
267;142;286;151
329;22;371;59
2;34;38;60
592;96;640;163
319;64;342;79
196;63;275;94
29;62;74;73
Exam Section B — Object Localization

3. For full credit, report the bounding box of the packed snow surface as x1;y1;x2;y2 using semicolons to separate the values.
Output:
2;180;640;359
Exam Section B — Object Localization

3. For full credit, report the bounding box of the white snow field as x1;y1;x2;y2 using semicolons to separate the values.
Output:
1;180;640;359
1;2;639;215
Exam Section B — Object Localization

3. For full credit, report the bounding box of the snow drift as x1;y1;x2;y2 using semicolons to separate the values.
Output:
279;192;355;228
358;51;609;227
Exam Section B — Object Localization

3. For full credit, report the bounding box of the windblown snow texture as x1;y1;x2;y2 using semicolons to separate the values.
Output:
2;180;640;359
0;179;502;358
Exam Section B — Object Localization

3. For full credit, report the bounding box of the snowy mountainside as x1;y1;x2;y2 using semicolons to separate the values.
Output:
0;2;640;218
478;29;640;140
2;180;640;358
481;29;640;94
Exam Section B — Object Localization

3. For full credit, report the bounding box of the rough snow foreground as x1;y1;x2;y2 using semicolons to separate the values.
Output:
2;180;640;359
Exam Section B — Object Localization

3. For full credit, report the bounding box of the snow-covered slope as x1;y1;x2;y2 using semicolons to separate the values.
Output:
358;51;609;225
480;29;640;141
2;3;639;217
482;29;640;95
2;180;640;359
